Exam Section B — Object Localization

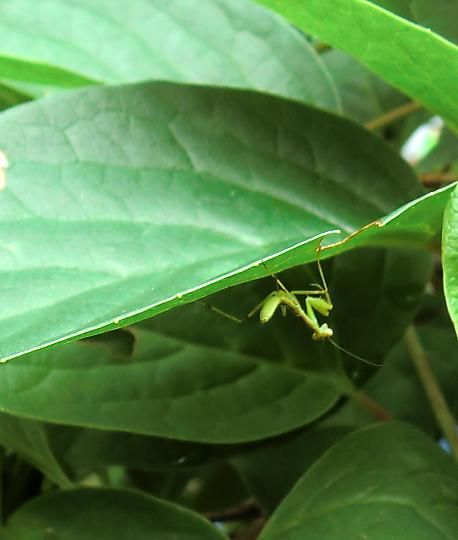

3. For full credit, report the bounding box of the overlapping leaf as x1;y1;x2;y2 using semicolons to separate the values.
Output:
443;185;458;335
0;0;339;111
1;488;226;540
257;0;458;131
0;327;342;443
0;82;436;361
260;422;458;540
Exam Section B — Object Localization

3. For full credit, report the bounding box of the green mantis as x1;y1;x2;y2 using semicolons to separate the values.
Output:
248;245;381;366
204;241;380;366
249;250;334;340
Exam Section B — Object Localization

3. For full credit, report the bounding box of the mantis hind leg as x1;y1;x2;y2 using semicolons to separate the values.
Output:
200;301;244;323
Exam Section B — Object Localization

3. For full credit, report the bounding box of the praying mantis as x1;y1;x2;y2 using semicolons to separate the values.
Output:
208;240;381;366
248;246;334;341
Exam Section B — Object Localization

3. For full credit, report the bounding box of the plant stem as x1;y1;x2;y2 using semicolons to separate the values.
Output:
365;101;422;130
404;325;458;460
350;390;392;422
419;172;457;185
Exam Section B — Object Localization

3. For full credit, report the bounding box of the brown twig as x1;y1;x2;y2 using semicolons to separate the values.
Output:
365;101;422;130
419;172;457;185
206;500;261;523
404;326;458;461
350;390;392;422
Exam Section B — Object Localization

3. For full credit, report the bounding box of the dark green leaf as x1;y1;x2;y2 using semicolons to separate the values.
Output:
327;323;458;434
1;488;226;540
369;324;458;432
260;422;458;540
232;425;352;513
0;327;342;443
330;247;433;366
257;0;458;131
129;461;247;513
0;412;71;487
46;424;219;479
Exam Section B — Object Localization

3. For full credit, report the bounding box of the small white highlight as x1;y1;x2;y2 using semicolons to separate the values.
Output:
0;150;8;191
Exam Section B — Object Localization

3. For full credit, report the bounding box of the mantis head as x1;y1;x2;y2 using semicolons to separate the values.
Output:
312;323;333;340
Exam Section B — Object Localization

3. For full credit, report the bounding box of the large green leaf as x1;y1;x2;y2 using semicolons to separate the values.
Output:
260;422;458;540
1;488;226;540
443;185;458;335
0;327;342;443
0;82;439;361
0;0;339;111
370;0;458;43
257;0;458;132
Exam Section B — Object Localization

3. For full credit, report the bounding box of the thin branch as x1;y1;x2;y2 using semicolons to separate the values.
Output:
350;390;392;422
419;172;458;185
365;101;422;130
404;325;458;461
206;500;260;523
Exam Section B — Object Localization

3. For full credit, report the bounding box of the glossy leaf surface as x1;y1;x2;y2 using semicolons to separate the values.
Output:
257;0;458;131
0;81;428;361
260;422;458;540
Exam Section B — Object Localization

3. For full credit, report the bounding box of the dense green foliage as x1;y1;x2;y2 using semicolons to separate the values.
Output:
0;1;456;538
